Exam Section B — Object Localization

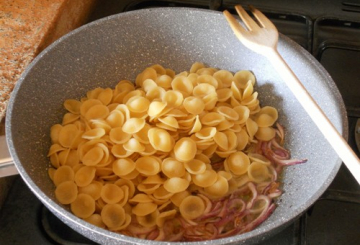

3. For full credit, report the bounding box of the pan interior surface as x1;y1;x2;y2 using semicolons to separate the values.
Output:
6;7;346;244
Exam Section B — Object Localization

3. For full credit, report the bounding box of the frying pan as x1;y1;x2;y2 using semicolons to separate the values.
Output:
5;7;347;244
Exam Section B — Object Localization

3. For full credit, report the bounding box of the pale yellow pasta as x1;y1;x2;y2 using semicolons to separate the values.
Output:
84;214;106;228
187;73;199;86
156;209;177;227
146;86;166;102
135;156;161;176
148;128;174;152
248;153;271;166
53;165;75;186
188;115;202;135
204;174;229;197
114;80;135;96
153;186;173;200
105;110;125;128
190;62;205;73
148;101;167;118
82;128;106;140
75;166;96;187
216;119;234;132
255;127;276;141
48;143;65;157
233;70;256;89
142;175;165;187
161;158;186;178
79;181;103;200
241;92;258;107
82;145;105;166
80;99;102;116
62;113;80;125
179;195;205;220
123;138;145;152
196;67;218;76
183;96;205;115
224;152;250;176
101;203;130;230
122;90;145;105
122;118;145;134
109;127;131;144
64;99;81;114
135;67;157;87
89;119;111;134
195;127;217;140
85;104;109;121
151;64;166;75
213;70;234;88
57;150;71;166
200;112;224;126
129;193;153;204
139;144;157;156
214;131;229;150
196;74;218;88
87;87;103;100
246;118;259;141
242;81;254;100
164;177;190;193
48;168;56;181
126;96;150;113
193;83;216;98
234;105;250;125
254;106;279;127
50;124;63;144
132;202;158;216
113;158;136;176
142;79;158;92
216;106;239;121
71;193;95;219
55;180;78;204
171;76;193;97
247;162;270;183
49;63;283;238
223;130;238;150
101;183;124;204
218;170;233;180
115;179;136;199
184;159;206;175
58;124;80;148
158;116;179;129
137;210;159;228
192;169;217;187
156;75;172;89
97;88;113;105
115;104;130;121
231;82;242;101
236;129;249;151
216;88;233;102
173;137;197;162
162;90;184;107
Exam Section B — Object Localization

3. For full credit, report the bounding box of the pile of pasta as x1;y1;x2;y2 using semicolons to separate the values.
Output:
48;62;284;241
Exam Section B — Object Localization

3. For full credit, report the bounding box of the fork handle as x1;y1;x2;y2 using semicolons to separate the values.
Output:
266;49;360;184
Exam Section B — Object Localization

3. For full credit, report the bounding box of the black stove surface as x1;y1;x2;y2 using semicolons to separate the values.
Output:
1;0;360;244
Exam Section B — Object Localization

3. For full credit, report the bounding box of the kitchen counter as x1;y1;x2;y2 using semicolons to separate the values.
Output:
0;0;97;210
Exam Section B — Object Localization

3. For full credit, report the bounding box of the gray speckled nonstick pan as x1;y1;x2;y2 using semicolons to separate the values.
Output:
5;7;346;245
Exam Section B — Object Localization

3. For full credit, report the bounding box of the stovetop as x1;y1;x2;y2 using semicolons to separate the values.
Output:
1;0;360;244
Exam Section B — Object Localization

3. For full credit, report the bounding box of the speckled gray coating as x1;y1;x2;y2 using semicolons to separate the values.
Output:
5;7;347;245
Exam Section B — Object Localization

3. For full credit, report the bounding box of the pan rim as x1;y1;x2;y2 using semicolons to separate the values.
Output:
5;7;346;244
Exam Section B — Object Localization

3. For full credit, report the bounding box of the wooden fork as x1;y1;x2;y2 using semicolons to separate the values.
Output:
223;5;360;184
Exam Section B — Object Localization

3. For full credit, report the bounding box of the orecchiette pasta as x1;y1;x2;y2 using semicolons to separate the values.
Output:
48;62;300;242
